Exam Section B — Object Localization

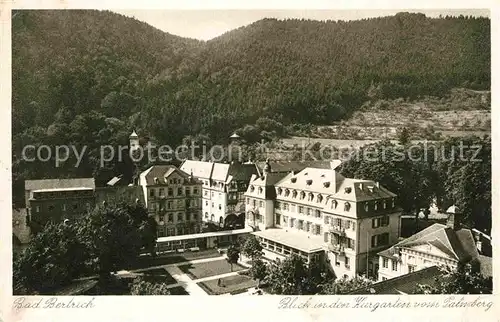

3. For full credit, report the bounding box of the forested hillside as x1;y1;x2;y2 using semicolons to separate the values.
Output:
12;10;490;206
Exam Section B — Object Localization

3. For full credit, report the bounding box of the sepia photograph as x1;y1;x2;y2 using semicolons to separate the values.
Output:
10;8;492;300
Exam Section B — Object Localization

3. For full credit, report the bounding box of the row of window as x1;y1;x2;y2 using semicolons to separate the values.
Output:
382;257;398;271
149;186;199;198
327;234;355;250
150;199;198;211
325;216;356;231
258;237;314;259
33;190;94;199
158;212;198;223
372;215;390;228
204;200;223;210
157;225;199;237
280;215;323;235
334;254;351;270
34;202;91;213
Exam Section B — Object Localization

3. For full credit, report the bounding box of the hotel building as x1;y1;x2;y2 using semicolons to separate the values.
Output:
180;160;258;227
244;161;402;279
139;165;203;237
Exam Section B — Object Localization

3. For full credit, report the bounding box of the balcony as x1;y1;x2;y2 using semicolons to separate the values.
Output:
328;225;346;237
327;243;345;256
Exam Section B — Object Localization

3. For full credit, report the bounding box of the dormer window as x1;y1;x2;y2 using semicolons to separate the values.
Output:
364;203;369;212
383;201;387;209
323;181;330;188
308;192;314;201
154;177;159;184
374;201;379;211
331;200;338;209
291;177;297;183
368;185;374;193
317;194;323;203
292;190;298;198
392;198;395;208
300;191;306;200
258;187;263;194
344;202;351;212
345;187;352;194
285;189;290;197
306;179;313;185
250;185;255;192
277;188;283;195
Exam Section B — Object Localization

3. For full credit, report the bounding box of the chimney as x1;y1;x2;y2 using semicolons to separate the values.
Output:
446;205;461;230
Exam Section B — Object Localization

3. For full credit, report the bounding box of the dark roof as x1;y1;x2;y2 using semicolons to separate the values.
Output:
256;160;331;173
378;223;479;263
141;165;193;186
349;266;443;295
25;178;95;191
229;163;259;181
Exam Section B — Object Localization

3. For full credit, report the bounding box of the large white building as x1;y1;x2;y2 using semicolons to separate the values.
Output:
244;160;402;279
180;160;258;227
377;211;480;281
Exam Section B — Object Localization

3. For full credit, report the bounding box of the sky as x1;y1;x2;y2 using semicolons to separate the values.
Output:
112;9;490;41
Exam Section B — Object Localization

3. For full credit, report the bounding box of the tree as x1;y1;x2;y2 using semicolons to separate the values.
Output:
414;263;492;294
396;127;411;145
226;243;240;272
130;277;171;295
250;258;268;286
13;221;91;295
267;255;309;295
242;235;263;261
77;203;153;281
320;276;373;295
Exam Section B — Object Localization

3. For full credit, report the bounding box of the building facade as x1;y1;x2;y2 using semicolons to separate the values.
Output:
377;214;480;281
139;165;203;237
180;160;258;227
244;161;402;279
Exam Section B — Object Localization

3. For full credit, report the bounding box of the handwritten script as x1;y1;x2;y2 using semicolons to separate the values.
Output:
13;297;95;310
278;296;493;312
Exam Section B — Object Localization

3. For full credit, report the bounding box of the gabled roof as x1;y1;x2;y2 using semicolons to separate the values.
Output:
212;163;230;181
25;178;95;191
378;223;479;263
129;130;138;138
180;160;214;179
141;165;191;186
256;160;331;173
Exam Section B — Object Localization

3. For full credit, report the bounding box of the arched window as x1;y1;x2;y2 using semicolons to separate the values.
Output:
300;191;306;200
277;188;283;195
211;214;215;222
205;212;209;219
292;190;298;198
331;200;338;209
258;187;263;194
285;189;290;197
364;203;369;212
317;194;323;203
374;201;379;211
250;185;255;192
219;216;224;224
344;202;351;212
308;192;314;201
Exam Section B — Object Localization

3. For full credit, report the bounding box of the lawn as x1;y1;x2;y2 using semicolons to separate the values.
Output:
179;259;246;280
197;275;258;295
128;249;221;270
169;286;189;295
141;268;177;285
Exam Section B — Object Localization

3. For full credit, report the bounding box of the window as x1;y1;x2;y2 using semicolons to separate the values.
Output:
186;188;191;196
331;200;338;209
178;188;183;195
392;260;398;271
315;224;321;235
168;188;173;196
344;202;351;211
284;189;290;197
276;202;281;209
306;222;311;232
168;214;173;222
252;200;256;207
315;210;321;218
193;188;198;195
324;232;329;242
290;218;295;228
259;201;264;208
324;216;330;224
300;191;305;200
345;257;350;269
283;216;288;224
346;238;354;250
299;206;304;214
383;258;389;268
48;205;54;211
218;204;222;210
298;220;304;230
62;204;66;211
186;213;191;221
372;218;380;228
275;213;281;225
382;277;388;281
307;208;311;216
159;188;165;196
381;216;389;226
212;192;215;197
372;233;389;248
150;189;155;197
408;265;416;273
246;198;250;205
374;202;379;211
292;190;297;198
205;201;208;206
364;203;369;212
177;213;183;221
